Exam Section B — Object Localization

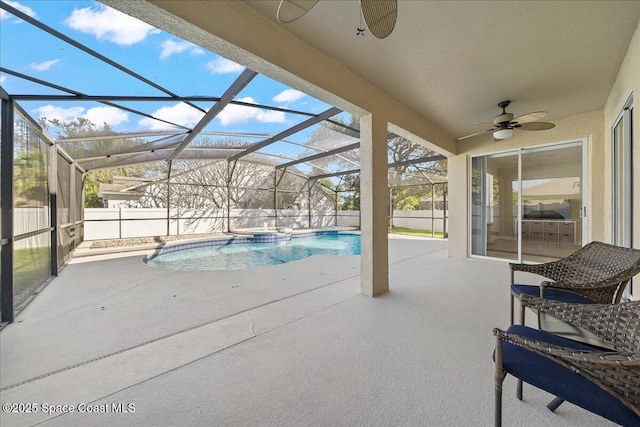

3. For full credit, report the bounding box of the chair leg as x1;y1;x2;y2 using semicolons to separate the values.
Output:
495;337;506;427
517;380;523;400
496;380;503;427
547;397;565;412
510;294;514;324
519;300;525;325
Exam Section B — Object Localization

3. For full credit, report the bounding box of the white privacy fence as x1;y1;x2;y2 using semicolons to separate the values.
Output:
14;208;50;250
84;208;445;240
391;210;448;234
84;208;361;240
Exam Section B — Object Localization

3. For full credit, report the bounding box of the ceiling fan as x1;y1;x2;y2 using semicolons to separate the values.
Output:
276;0;398;39
458;101;555;141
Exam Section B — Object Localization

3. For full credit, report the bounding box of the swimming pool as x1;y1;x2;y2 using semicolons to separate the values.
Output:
146;232;360;271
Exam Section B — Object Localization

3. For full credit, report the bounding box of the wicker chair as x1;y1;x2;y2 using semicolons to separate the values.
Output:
509;241;640;325
493;295;640;427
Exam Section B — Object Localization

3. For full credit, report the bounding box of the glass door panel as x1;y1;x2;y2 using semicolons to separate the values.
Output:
612;100;633;299
520;142;583;262
612;107;632;248
471;151;518;260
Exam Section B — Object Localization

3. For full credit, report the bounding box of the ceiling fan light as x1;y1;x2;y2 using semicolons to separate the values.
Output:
493;128;514;140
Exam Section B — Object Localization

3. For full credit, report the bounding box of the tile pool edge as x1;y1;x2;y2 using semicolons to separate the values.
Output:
146;228;359;261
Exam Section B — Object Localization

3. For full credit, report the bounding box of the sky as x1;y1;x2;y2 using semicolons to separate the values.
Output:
0;0;355;163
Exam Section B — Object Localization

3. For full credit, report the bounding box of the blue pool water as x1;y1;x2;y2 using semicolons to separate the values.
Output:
146;233;361;271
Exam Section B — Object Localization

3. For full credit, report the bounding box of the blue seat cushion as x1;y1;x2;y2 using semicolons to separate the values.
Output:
497;325;639;426
511;284;597;305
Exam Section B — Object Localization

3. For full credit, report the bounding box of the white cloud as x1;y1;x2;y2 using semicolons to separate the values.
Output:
218;97;286;126
30;105;128;128
159;39;202;60
1;1;37;20
272;89;305;104
83;107;128;127
30;59;60;72
64;5;160;45
205;57;244;74
32;105;84;123
139;103;205;131
0;76;6;84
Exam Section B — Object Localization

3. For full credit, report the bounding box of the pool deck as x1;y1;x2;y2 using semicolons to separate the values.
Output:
0;236;612;426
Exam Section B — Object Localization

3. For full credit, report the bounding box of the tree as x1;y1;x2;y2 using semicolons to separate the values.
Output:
127;158;336;233
297;114;447;211
41;117;159;207
14;148;48;207
336;173;360;210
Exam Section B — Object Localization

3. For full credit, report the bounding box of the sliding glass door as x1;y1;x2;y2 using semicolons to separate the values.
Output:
471;152;518;259
470;140;585;262
612;98;633;248
612;95;633;299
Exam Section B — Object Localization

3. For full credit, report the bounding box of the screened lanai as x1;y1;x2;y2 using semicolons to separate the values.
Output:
0;0;447;323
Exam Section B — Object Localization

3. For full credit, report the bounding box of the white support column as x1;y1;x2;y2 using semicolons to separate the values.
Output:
360;114;389;296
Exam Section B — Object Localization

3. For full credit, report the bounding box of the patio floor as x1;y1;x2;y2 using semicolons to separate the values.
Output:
0;236;613;426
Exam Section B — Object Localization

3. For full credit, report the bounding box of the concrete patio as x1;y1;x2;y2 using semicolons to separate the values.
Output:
0;236;614;426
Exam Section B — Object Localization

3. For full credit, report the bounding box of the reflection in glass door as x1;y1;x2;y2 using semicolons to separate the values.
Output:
470;141;584;262
520;142;583;262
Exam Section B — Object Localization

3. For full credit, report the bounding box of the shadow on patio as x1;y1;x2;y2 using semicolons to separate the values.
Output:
0;236;613;426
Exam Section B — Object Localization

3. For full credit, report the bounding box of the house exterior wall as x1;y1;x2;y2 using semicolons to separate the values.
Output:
448;110;604;259
450;21;640;260
603;21;640;301
604;21;640;248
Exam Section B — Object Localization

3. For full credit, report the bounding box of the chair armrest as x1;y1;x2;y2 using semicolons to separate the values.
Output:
494;328;640;367
561;351;640;366
540;275;629;291
509;261;558;274
509;260;566;284
494;327;592;355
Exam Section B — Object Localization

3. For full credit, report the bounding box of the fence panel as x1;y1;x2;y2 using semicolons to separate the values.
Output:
177;209;226;234
84;208;447;240
84;209;120;239
336;211;360;227
392;210;447;232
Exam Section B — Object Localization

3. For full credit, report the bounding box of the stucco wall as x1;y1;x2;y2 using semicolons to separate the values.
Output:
603;21;640;301
450;20;639;260
604;21;640;247
448;110;604;258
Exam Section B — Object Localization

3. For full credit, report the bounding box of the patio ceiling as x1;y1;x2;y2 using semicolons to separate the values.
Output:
243;1;640;141
0;0;446;186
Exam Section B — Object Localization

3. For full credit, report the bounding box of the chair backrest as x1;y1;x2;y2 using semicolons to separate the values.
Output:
552;241;640;285
588;300;640;353
522;295;640;352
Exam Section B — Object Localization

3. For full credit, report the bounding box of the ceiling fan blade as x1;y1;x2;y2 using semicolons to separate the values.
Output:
473;122;496;126
458;128;495;141
360;0;398;39
512;111;547;124
516;121;555;131
277;0;319;23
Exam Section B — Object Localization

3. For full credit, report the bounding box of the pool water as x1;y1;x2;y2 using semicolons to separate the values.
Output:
146;233;360;271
